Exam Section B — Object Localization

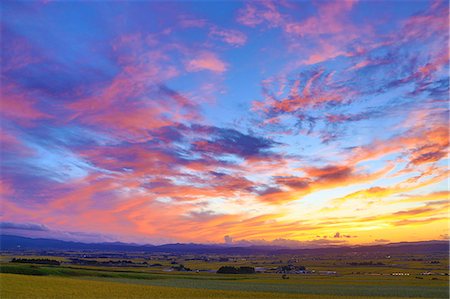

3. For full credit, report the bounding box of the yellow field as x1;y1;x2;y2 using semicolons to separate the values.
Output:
0;273;440;299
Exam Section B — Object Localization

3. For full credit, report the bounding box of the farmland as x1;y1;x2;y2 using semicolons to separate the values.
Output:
1;250;448;298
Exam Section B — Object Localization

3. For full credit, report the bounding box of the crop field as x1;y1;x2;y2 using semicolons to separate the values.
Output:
1;272;448;299
1;255;448;299
0;273;321;299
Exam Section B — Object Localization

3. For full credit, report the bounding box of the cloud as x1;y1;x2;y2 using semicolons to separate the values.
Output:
209;27;247;47
0;222;121;243
236;1;284;28
64;34;202;141
237;1;362;66
224;235;233;244
1;222;49;231
439;234;449;240
0;0;447;246
374;239;390;243
249;1;448;150
305;165;353;182
394;217;447;227
191;125;278;159
178;15;207;28
393;207;435;217
409;144;448;166
234;237;350;248
333;232;354;239
186;52;227;73
0;83;50;125
275;176;310;190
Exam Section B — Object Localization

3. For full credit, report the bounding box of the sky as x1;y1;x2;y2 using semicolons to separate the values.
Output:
0;0;448;246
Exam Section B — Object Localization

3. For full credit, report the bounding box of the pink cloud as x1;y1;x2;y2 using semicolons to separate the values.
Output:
284;0;359;36
253;69;351;115
185;51;228;73
209;27;247;47
0;180;14;198
178;15;207;28
237;1;366;67
0;83;50;124
67;33;202;140
236;1;284;28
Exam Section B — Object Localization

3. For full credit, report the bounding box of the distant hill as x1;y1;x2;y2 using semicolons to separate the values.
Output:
0;235;155;252
275;241;449;255
1;234;448;255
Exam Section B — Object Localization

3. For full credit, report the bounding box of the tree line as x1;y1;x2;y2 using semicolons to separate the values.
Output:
11;258;60;265
217;266;255;274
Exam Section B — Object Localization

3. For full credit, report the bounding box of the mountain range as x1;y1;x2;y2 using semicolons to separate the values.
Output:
1;235;448;255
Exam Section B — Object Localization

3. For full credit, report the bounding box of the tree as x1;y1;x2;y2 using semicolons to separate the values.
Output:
217;266;255;274
217;266;238;274
238;266;255;274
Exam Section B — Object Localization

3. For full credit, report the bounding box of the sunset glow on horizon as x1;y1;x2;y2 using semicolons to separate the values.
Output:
0;0;448;246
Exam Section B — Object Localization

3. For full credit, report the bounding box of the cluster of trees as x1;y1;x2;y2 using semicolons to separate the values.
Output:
11;258;60;265
217;266;255;274
172;264;191;271
70;258;135;266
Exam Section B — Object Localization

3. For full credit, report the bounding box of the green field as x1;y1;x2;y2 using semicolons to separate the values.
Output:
1;262;448;299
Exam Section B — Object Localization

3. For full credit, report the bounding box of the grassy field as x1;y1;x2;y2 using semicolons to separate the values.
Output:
2;273;447;299
0;273;320;299
1;262;448;299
